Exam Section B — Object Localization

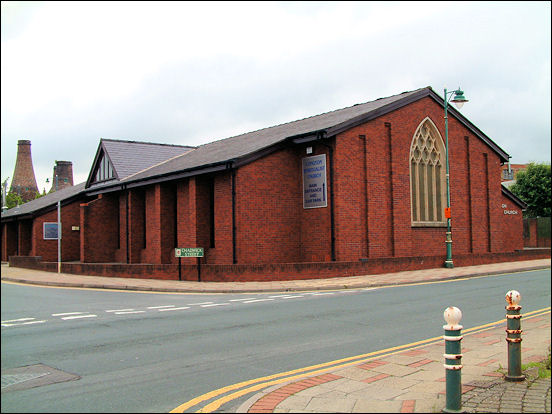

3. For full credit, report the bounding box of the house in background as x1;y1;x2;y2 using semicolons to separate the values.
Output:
501;163;529;182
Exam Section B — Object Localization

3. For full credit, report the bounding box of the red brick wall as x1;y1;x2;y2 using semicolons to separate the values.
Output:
80;194;118;262
141;186;160;264
498;195;524;251
2;222;18;261
30;201;81;262
300;147;333;262
209;172;234;264
331;96;524;261
9;248;549;282
160;182;177;264
128;189;145;263
114;193;127;263
235;147;303;264
18;220;33;256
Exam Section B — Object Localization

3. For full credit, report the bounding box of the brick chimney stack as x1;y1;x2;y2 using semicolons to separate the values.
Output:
10;139;39;202
49;160;74;192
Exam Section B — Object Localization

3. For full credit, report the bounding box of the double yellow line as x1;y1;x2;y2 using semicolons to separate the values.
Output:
171;307;550;413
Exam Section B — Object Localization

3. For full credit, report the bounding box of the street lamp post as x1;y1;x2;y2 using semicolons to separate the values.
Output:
46;174;66;274
443;87;468;269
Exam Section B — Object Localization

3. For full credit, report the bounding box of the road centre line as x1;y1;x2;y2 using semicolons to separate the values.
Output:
1;317;36;323
188;302;214;306
2;320;47;327
105;309;136;312
158;306;190;311
52;312;86;316
147;305;175;309
61;314;97;320
242;298;274;303
229;298;257;302
114;311;146;314
280;295;304;299
310;292;335;296
171;307;551;413
200;303;230;307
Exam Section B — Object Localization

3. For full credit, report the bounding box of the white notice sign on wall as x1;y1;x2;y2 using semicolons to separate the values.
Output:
302;154;327;209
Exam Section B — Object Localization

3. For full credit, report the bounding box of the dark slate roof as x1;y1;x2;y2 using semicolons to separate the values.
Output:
1;182;86;219
86;139;195;189
123;88;429;184
120;86;510;186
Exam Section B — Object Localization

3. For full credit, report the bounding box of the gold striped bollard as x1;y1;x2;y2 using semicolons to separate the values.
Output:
443;306;463;413
505;290;525;381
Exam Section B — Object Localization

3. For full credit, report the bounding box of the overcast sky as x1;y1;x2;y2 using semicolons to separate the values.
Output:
1;1;550;192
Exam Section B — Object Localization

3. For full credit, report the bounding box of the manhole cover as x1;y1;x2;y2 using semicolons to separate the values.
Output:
1;364;79;393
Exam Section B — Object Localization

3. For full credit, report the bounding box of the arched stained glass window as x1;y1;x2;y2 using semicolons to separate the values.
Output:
410;118;447;226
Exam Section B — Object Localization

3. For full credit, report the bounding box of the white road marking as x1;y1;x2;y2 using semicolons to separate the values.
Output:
2;320;47;327
61;314;97;320
158;306;190;312
105;309;136;313
242;299;274;303
229;298;257;302
1;318;36;323
280;295;304;299
200;303;230;307
52;312;86;316
188;302;214;306
310;292;335;296
114;311;146;314
147;305;175;309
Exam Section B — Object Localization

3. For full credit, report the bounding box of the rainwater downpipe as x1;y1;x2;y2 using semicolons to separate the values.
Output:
125;186;129;264
385;122;395;257
231;165;237;264
317;135;336;261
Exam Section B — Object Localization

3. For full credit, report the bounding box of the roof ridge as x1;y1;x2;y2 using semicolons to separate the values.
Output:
101;138;196;149
117;87;431;181
195;87;428;148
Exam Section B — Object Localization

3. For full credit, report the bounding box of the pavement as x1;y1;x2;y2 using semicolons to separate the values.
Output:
1;258;551;413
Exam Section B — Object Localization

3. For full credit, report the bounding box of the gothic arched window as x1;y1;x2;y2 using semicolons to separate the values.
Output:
410;118;447;226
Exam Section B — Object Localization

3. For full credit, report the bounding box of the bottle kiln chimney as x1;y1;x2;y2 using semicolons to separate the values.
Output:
10;140;39;203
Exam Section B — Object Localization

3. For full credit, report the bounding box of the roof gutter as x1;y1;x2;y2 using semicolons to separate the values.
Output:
123;162;231;189
501;185;527;210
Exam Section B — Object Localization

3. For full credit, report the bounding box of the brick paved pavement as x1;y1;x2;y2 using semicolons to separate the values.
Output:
236;315;550;413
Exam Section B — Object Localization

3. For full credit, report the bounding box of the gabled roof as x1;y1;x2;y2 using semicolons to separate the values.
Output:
115;86;510;188
121;88;429;185
501;184;528;209
85;139;195;189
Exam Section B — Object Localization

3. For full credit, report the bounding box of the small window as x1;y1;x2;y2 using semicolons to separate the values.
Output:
502;169;514;180
92;152;115;183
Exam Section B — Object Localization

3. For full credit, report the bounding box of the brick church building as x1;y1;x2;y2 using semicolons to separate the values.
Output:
2;87;543;281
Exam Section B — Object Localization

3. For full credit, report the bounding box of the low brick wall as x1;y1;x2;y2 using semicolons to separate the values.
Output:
8;249;550;282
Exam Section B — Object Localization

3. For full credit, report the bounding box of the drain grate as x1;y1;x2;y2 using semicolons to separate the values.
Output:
1;364;79;393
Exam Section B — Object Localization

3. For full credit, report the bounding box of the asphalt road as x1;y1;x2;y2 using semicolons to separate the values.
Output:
1;269;550;412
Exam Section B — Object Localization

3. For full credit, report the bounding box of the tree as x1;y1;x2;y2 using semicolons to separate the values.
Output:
5;191;24;209
510;162;551;217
